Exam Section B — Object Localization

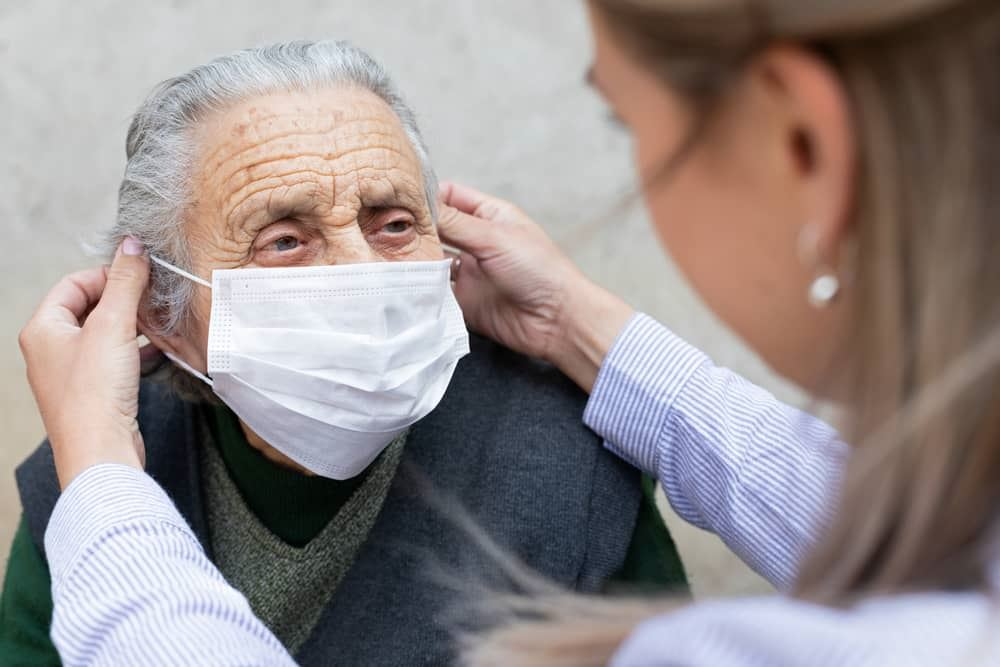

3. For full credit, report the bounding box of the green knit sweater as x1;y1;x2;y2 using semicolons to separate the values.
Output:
0;406;687;665
203;416;407;653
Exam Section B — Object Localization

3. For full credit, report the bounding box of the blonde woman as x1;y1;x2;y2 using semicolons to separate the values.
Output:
17;0;1000;665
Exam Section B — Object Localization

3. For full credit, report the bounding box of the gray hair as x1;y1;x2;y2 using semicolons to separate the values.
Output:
104;40;437;338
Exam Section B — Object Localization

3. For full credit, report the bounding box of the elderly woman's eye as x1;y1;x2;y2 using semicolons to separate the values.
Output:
384;219;412;234
273;235;300;251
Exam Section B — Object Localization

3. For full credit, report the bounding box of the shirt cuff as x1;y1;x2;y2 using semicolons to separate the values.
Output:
44;464;196;592
583;313;709;476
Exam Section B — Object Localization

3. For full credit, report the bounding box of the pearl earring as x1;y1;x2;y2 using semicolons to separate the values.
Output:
808;273;840;308
798;224;841;309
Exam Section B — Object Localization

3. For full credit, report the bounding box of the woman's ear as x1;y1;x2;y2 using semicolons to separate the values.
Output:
754;45;856;267
137;308;207;374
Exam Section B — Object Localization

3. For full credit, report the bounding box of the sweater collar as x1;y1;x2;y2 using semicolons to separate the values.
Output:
205;403;371;547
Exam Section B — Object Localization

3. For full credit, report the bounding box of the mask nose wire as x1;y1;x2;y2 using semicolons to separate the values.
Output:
150;255;213;289
148;254;215;387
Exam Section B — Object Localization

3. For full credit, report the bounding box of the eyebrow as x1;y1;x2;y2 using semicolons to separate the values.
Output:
225;183;324;234
226;175;429;235
362;188;424;211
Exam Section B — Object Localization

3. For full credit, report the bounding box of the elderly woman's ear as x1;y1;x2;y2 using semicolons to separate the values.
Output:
136;306;208;376
135;309;171;376
138;340;167;376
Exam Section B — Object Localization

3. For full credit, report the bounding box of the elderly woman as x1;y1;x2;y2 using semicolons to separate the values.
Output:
0;41;684;665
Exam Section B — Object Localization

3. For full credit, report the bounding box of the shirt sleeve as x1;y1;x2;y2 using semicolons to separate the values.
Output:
609;590;996;667
584;313;847;590
44;464;295;667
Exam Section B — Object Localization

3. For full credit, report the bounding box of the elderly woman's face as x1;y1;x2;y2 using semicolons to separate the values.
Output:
181;87;443;366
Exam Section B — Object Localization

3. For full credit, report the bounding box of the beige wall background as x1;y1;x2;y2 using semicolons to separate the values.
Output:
0;0;802;598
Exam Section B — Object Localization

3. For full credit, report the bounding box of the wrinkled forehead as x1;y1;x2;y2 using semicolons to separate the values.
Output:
189;87;428;231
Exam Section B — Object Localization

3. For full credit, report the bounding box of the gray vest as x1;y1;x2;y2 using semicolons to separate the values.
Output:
17;335;641;666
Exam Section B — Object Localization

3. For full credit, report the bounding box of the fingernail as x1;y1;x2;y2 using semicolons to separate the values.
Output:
122;236;144;256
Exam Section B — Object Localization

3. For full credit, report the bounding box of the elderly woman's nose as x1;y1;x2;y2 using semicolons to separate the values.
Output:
321;231;382;265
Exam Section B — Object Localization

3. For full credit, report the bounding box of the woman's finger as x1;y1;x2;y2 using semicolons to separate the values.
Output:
439;181;515;220
437;203;500;256
32;267;109;327
439;181;492;215
89;237;149;337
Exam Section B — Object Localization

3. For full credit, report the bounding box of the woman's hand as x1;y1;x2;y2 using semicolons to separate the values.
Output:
19;238;150;489
437;182;634;392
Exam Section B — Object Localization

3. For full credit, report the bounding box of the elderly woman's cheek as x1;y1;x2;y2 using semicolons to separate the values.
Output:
419;229;446;260
401;230;444;260
366;224;441;260
182;290;214;367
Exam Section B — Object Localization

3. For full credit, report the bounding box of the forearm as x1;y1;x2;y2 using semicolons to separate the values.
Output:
46;465;293;667
548;280;634;394
584;314;847;590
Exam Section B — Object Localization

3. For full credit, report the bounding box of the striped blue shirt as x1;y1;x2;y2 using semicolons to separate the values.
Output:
44;313;1000;666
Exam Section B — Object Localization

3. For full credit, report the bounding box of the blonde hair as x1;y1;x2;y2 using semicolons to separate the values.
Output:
461;0;1000;663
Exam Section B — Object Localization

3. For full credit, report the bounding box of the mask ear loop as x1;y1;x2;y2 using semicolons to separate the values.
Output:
149;255;214;387
150;255;213;289
164;352;214;387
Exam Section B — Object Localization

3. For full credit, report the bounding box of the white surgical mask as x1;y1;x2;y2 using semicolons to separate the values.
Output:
151;256;470;479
